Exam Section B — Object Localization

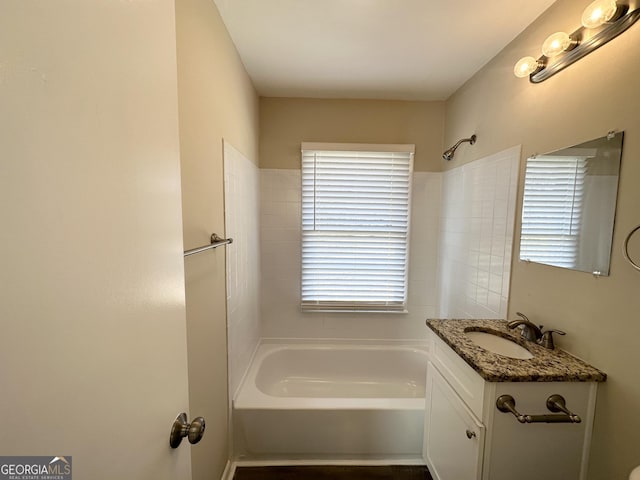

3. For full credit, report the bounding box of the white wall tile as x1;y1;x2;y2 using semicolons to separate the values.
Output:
259;169;441;340
223;142;261;398
437;146;520;319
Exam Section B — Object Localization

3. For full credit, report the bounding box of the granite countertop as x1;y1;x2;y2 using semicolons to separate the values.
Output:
426;319;607;383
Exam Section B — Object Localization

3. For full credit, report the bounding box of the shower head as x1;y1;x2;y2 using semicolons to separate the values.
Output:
442;134;477;161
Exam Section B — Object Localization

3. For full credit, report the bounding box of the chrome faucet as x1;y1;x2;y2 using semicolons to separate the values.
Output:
507;312;566;349
507;312;542;342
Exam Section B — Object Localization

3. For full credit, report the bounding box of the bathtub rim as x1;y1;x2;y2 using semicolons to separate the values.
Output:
233;339;430;411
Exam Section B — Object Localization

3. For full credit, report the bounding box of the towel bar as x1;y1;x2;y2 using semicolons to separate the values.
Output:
184;233;233;257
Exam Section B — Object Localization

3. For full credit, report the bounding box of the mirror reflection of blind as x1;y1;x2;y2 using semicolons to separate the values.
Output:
301;145;413;312
521;156;588;268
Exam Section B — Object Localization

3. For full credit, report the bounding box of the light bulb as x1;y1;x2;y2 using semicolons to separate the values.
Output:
581;0;618;29
514;56;540;78
542;32;574;57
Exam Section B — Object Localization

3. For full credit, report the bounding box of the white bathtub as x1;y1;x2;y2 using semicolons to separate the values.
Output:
233;342;429;460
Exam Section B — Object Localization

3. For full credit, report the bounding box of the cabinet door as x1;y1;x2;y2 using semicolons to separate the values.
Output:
424;363;485;480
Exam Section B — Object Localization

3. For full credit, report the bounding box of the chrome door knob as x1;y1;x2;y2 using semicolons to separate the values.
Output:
170;412;206;448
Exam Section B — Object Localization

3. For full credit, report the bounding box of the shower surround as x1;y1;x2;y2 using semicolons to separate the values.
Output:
257;146;519;340
223;145;520;461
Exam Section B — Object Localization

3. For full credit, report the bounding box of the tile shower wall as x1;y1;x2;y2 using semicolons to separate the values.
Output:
260;169;441;340
224;142;261;397
438;146;520;319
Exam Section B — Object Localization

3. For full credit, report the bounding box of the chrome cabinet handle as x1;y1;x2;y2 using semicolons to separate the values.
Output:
466;429;476;439
169;412;206;448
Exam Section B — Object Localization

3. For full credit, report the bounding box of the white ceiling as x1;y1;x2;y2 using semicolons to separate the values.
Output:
213;0;557;101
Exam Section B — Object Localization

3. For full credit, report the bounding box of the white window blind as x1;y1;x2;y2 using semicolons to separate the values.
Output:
520;156;587;268
301;143;414;312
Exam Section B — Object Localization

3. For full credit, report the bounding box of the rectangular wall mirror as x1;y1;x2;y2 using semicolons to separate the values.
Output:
520;131;624;275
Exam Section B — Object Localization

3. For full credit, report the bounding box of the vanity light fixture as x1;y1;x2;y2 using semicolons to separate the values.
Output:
514;0;640;83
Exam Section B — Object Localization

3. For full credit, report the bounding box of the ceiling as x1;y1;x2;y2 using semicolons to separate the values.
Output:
213;0;557;101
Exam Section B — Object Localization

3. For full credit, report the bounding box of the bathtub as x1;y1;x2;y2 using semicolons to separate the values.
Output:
233;342;429;460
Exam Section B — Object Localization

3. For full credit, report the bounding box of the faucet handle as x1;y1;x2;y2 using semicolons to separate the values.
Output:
538;329;566;350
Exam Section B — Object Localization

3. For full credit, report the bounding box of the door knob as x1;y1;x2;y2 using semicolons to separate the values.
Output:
169;412;206;448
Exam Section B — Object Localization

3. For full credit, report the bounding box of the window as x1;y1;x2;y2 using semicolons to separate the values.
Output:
520;156;587;268
301;143;414;312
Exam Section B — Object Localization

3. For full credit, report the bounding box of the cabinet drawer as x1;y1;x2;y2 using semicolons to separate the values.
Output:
429;330;486;418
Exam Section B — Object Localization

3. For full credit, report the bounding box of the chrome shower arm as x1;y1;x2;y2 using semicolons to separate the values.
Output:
442;134;477;161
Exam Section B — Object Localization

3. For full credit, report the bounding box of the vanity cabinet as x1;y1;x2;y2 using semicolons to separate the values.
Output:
424;330;600;480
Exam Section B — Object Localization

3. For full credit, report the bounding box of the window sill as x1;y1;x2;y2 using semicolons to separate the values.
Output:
301;307;409;314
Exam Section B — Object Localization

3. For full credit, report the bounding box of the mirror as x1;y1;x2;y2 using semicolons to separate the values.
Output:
519;131;624;275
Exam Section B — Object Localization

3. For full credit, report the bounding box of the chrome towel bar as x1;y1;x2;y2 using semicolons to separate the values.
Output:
496;394;581;424
183;233;233;257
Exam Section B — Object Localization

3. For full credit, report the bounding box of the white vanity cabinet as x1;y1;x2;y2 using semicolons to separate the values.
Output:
424;331;599;480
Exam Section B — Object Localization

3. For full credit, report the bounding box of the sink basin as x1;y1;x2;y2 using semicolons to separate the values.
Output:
465;331;534;360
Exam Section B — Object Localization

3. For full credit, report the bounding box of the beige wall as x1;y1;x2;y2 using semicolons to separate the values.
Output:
175;0;259;478
445;0;640;478
260;97;445;171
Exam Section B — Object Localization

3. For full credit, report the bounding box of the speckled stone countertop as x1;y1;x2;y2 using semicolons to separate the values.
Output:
426;319;607;382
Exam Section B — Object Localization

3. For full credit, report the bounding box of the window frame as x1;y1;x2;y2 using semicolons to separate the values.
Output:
300;142;415;313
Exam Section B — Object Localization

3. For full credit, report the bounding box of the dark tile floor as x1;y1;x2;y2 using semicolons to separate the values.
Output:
233;465;433;480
